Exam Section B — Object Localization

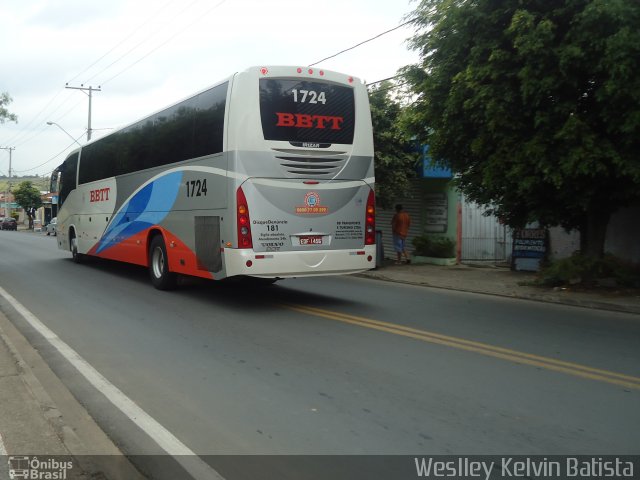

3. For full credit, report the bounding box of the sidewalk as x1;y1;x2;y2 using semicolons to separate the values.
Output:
0;315;88;479
359;259;640;315
0;310;143;480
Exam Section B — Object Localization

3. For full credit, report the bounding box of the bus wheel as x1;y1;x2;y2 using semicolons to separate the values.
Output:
70;232;84;264
149;235;177;290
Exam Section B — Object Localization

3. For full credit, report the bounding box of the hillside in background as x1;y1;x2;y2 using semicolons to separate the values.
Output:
0;176;50;193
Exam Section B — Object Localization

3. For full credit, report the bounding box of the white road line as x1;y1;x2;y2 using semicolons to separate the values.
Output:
0;286;224;480
0;431;8;455
0;431;8;480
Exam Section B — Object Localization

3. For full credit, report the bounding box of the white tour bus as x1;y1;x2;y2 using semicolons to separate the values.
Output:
51;66;376;289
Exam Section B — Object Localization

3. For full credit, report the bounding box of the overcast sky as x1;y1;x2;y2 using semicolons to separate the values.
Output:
0;0;420;179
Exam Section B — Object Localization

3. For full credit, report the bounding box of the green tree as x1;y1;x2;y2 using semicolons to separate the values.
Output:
13;181;42;229
403;0;640;257
369;81;419;208
0;92;18;124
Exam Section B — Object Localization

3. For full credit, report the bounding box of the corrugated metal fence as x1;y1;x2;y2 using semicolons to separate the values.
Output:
376;183;425;260
460;197;513;262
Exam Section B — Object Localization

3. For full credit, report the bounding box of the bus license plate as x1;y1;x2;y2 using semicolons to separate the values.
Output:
298;235;323;245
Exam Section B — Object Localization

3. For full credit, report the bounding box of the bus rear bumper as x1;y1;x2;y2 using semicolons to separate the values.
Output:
223;246;377;278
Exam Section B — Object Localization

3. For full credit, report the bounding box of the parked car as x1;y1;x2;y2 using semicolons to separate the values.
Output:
1;217;17;230
46;217;57;236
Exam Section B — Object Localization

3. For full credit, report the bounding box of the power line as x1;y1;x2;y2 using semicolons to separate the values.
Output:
2;0;210;150
9;97;86;151
99;0;228;87
366;73;406;86
82;0;205;85
0;90;66;146
369;81;409;94
308;19;415;67
2;0;226;175
66;0;179;85
11;2;406;176
12;135;84;174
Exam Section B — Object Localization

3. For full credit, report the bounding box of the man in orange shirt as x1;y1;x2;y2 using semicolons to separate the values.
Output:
391;204;411;264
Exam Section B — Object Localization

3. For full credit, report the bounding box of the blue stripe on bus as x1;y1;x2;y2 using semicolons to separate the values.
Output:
95;172;183;254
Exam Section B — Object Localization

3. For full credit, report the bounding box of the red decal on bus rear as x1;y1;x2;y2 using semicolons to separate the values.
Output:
275;113;343;130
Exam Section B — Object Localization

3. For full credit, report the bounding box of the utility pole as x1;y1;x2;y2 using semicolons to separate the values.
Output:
65;84;101;141
0;146;14;217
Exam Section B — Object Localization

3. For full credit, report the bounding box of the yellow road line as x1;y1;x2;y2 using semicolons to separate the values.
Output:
281;303;640;390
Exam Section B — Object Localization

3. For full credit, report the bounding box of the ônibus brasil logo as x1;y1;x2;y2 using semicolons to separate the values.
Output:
8;456;74;479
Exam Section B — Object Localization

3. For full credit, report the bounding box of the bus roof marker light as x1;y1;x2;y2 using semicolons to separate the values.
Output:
260;67;268;75
319;70;324;76
297;67;303;74
348;77;354;84
308;69;314;75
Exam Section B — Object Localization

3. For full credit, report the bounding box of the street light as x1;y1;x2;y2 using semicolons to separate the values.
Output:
46;122;82;146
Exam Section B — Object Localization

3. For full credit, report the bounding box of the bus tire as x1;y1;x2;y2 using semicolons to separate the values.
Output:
149;235;177;290
70;231;84;264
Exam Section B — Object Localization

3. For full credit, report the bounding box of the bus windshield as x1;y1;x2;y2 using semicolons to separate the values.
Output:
259;79;355;145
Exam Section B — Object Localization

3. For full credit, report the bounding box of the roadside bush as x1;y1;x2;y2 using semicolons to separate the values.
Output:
535;253;640;288
412;235;456;258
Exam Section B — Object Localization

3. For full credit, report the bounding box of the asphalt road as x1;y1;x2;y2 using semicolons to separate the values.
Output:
1;230;639;478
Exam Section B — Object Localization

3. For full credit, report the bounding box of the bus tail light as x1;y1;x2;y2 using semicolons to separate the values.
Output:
365;189;375;245
236;186;253;249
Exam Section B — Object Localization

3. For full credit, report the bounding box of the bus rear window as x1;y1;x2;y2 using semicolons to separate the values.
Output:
259;79;355;145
